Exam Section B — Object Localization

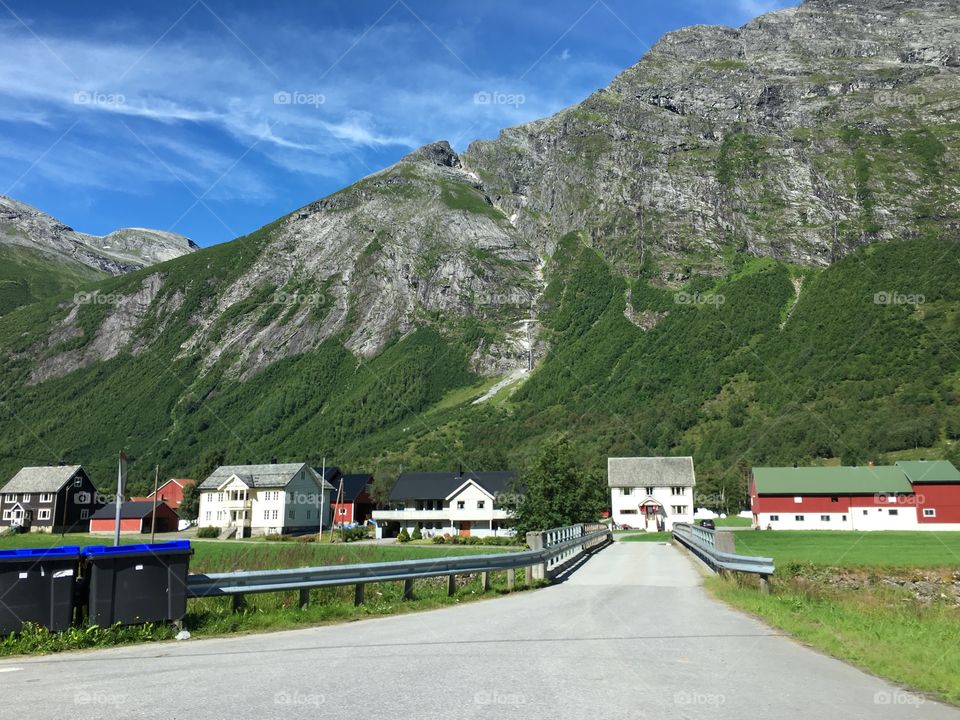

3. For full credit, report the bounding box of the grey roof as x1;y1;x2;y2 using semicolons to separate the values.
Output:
199;463;334;491
607;457;696;488
2;465;85;494
335;474;374;502
388;471;517;501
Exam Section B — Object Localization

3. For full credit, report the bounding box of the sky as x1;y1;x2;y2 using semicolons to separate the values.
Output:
0;0;795;247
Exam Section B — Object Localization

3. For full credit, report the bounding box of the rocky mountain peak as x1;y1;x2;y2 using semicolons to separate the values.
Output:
402;140;461;168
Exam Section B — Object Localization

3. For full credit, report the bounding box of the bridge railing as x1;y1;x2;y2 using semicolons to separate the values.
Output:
672;522;775;590
187;523;612;610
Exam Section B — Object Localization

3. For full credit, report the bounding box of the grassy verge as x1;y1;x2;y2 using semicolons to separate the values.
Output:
0;534;530;656
708;572;960;705
731;530;960;567
618;532;672;542
714;516;752;527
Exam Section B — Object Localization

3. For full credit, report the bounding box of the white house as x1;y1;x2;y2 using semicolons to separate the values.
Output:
608;457;696;531
198;462;334;538
372;469;517;539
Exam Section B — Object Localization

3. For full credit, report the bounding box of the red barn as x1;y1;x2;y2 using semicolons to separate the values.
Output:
330;474;375;525
751;460;960;531
89;501;180;534
147;479;195;511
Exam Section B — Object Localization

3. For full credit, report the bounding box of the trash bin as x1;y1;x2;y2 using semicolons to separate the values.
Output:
0;546;81;634
82;541;193;626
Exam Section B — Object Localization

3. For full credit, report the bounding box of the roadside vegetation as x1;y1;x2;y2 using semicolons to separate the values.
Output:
731;530;960;567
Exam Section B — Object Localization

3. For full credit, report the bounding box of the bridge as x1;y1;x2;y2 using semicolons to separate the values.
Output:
1;538;957;719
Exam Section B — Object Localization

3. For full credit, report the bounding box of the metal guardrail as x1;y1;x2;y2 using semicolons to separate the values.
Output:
186;524;612;606
672;523;775;582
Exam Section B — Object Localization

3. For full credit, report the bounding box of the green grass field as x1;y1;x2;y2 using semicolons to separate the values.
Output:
618;532;672;542
730;530;960;568
713;516;752;527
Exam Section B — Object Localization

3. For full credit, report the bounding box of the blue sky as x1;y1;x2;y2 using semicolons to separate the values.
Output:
0;0;794;247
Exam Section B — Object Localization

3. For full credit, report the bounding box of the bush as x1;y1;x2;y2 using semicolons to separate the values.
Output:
431;535;445;544
196;526;220;539
465;536;481;545
343;526;369;542
411;523;423;541
397;528;411;543
295;534;317;543
263;533;287;542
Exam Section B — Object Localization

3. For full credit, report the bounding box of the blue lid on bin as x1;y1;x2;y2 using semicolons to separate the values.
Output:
82;540;191;557
0;545;82;559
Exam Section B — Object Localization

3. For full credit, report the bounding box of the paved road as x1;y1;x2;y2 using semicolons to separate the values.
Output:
1;541;956;719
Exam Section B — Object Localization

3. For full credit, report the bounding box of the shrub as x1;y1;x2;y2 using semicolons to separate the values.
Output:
295;534;317;543
411;523;423;541
431;535;445;544
465;536;481;545
343;526;369;542
196;526;220;539
263;533;287;542
397;528;411;543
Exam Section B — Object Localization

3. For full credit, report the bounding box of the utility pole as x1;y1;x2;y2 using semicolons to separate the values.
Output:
113;451;127;547
150;464;159;544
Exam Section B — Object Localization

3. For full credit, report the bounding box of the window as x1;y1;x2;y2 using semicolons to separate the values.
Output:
769;515;779;521
671;487;685;496
37;509;51;520
80;509;90;520
457;501;465;510
21;494;30;502
620;509;638;514
888;509;898;516
205;511;211;521
831;497;839;503
820;515;830;522
2;510;10;521
477;500;485;509
73;477;82;487
338;508;347;515
288;510;295;519
923;508;936;518
793;496;802;504
644;487;654;496
671;505;686;515
217;492;224;503
39;493;53;503
842;515;847;521
862;510;868;515
794;515;805;522
622;487;633;496
306;510;311;519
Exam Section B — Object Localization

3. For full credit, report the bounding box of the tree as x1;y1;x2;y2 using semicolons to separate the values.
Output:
506;438;607;537
411;523;423;540
179;483;200;521
193;447;226;483
397;528;411;543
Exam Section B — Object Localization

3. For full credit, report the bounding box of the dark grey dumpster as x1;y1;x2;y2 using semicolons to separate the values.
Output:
0;545;81;634
83;541;193;626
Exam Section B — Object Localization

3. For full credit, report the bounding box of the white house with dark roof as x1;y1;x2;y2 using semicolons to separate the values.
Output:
197;462;334;538
0;465;103;533
372;469;517;538
608;457;696;531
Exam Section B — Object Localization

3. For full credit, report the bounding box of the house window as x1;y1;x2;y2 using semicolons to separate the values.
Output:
622;487;633;496
80;509;90;520
923;508;936;518
671;506;686;515
644;487;654;496
39;493;53;503
620;509;638;515
793;496;802;504
830;497;839;503
888;509;898;516
769;515;779;521
862;510;868;515
73;477;82;487
217;492;224;503
289;510;295;519
794;515;804;522
457;501;465;510
205;511;211;520
820;515;830;522
21;494;30;502
338;508;347;515
842;515;847;521
306;510;311;519
37;509;51;521
671;487;685;496
477;500;485;509
2;510;10;520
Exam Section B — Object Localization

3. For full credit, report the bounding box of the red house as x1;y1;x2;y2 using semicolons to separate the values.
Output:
89;501;180;534
330;474;375;525
751;460;960;531
147;478;195;511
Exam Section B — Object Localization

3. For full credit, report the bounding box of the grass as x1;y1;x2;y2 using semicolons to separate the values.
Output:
0;533;533;655
618;532;672;542
714;516;752;527
708;574;960;706
731;531;960;568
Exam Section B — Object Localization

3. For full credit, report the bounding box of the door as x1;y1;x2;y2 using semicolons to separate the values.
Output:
459;521;471;538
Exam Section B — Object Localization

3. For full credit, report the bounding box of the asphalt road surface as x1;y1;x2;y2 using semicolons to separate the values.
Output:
1;541;956;719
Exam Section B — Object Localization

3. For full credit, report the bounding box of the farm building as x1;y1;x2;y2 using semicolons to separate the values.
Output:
89;501;181;534
0;465;103;533
751;460;960;531
608;457;696;531
330;473;375;525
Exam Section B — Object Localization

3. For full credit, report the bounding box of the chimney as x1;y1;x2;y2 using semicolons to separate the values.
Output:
457;463;463;479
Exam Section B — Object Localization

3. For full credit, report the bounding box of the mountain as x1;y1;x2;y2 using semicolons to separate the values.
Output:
0;0;958;503
0;195;198;315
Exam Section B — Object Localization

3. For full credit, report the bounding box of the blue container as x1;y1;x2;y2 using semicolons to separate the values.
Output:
82;541;193;626
0;546;82;634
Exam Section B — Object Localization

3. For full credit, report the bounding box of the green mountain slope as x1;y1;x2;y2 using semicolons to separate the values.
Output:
0;244;104;316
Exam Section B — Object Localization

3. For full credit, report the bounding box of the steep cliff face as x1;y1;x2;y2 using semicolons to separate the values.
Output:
462;0;960;277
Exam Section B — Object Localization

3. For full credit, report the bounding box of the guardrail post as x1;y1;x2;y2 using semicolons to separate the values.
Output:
403;578;414;600
354;583;365;606
524;565;533;584
526;531;546;580
299;589;310;610
759;574;770;594
714;530;736;554
447;574;457;596
232;594;246;613
481;571;490;592
506;568;516;590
